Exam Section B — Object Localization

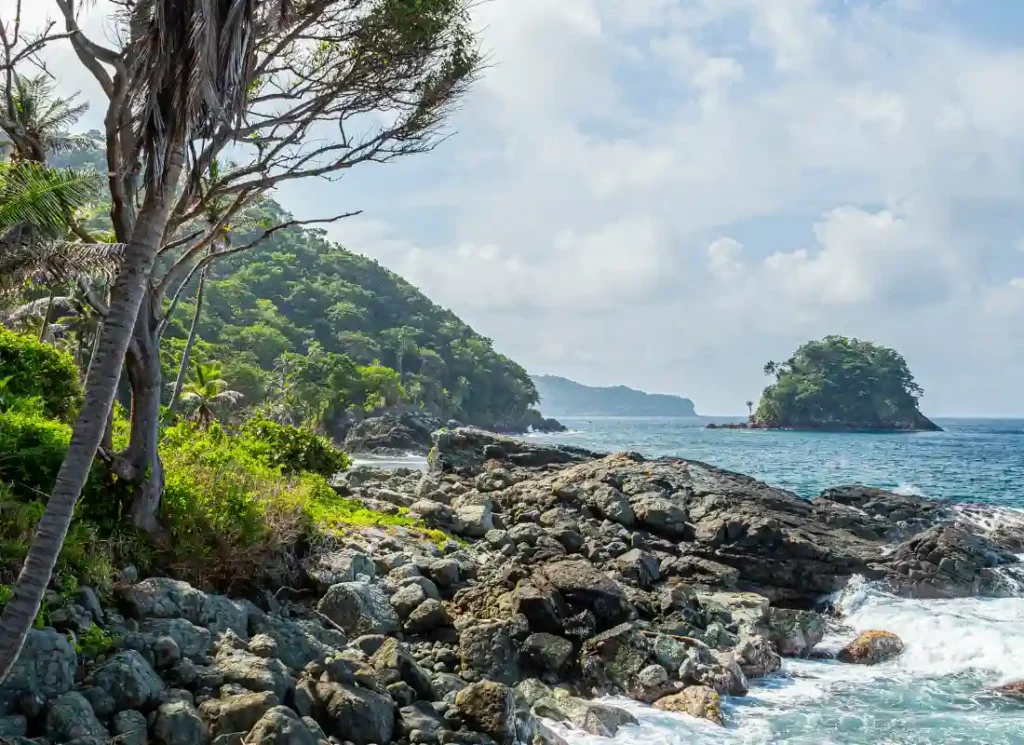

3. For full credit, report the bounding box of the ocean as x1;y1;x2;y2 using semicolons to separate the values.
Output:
522;417;1024;744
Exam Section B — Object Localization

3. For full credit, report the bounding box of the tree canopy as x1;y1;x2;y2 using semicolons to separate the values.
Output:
756;336;938;431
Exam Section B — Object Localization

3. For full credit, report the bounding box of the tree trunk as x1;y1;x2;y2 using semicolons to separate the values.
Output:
166;265;207;416
121;295;165;534
0;142;185;683
37;288;55;343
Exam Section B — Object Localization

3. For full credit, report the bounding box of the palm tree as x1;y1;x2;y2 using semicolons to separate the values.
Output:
0;0;275;681
746;400;754;416
179;361;243;428
0;74;94;163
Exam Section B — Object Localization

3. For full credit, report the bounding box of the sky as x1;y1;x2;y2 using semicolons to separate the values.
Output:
10;0;1024;417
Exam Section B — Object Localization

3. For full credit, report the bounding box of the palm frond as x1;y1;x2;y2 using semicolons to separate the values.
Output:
0;296;76;326
0;242;124;292
0;162;100;237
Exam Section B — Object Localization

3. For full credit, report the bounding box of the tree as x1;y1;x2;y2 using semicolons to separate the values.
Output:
745;400;753;416
180;361;242;428
0;73;94;162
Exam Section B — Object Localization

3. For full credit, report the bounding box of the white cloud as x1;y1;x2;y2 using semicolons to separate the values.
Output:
707;238;745;279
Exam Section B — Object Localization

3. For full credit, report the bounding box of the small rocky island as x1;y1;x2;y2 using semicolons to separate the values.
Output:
712;336;941;432
5;428;1021;744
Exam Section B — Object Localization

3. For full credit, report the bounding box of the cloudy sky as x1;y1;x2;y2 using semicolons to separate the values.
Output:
13;0;1024;416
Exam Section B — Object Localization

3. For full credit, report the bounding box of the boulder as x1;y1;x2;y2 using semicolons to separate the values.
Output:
405;599;451;634
579;623;651;692
631;495;691;538
344;412;436;455
45;692;108;743
0;715;26;739
391;583;429;618
451;497;495;538
249;615;347;673
455;681;517;745
733;635;782;679
317;582;400;636
371;638;436;700
119;578;249;640
112;709;148;745
531;694;637;738
140;618;213;662
245;706;323;745
212;652;292;701
399;700;445;742
837;630;904;665
153;699;206;745
522;633;573;672
590;485;635;527
991;680;1024;701
510;583;565;634
611;549;660;588
304;549;375;591
318;682;396;745
199;691;279;738
459;620;521;686
533;558;632;630
653;685;723;725
767;608;825;657
0;628;77;715
91;650;165;711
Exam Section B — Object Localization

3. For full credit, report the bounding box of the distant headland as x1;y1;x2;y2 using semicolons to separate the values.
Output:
532;375;698;418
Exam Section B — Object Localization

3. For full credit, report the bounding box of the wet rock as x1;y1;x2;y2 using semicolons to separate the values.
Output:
455;681;517;745
153;699;206;745
317;582;400;636
767;608;825;657
0;628;77;715
317;682;395;745
459;620;521;686
305;549;376;592
406;599;452;634
531;693;637;738
522;633;573;672
991;680;1024;701
91;650;165;711
733;636;781;679
45;692;107;743
579;623;651;693
198;691;279;739
813;485;948;541
112;709;148;745
652;634;689;672
533;558;632;630
245;705;323;745
653;685;723;725
837;630;905;665
680;647;748;697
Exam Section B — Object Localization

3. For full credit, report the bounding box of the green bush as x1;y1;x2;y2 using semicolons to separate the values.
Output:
238;416;350;477
0;329;82;420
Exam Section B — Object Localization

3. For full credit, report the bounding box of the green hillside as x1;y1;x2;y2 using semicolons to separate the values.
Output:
532;375;697;417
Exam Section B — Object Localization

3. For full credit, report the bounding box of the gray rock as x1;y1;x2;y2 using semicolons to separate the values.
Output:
45;692;107;743
0;714;26;738
250;615;347;672
0;628;77;715
652;635;688;672
590;485;635;527
455;681;517;745
459;621;521;686
767;608;826;657
153;699;207;745
318;682;396;745
432;673;468;699
533;558;632;630
405;599;452;634
611;549;659;588
246;706;322;745
371;638;435;700
510;583;565;634
579;623;651;692
317;582;400;636
391;583;429;618
400;700;445;742
212;652;292;701
631;495;690;537
140;618;213;662
733;635;782;679
76;587;105;625
113;709;148;745
91;650;165;711
532;695;637;738
199;691;279;739
522;634;573;672
119;578;248;640
451;497;495;537
427;559;460;588
305;549;376;592
410;500;455;528
154;636;183;669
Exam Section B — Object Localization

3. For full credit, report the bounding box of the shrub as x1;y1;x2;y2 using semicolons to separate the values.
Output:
238;416;350;477
0;328;82;420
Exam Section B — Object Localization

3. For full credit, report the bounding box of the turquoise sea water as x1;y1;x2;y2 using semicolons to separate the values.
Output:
526;417;1024;744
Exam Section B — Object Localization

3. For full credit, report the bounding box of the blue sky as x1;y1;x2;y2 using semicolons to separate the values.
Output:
17;0;1024;416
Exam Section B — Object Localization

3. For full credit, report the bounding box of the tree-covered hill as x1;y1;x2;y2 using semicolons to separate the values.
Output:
163;198;541;433
532;375;698;417
756;336;940;431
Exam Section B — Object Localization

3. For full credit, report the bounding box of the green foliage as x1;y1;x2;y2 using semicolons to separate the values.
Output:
75;625;117;657
757;336;928;430
0;328;82;420
167;198;539;429
238;417;350;477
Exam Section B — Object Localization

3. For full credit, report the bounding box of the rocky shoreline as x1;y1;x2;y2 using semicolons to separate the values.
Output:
3;428;1022;744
